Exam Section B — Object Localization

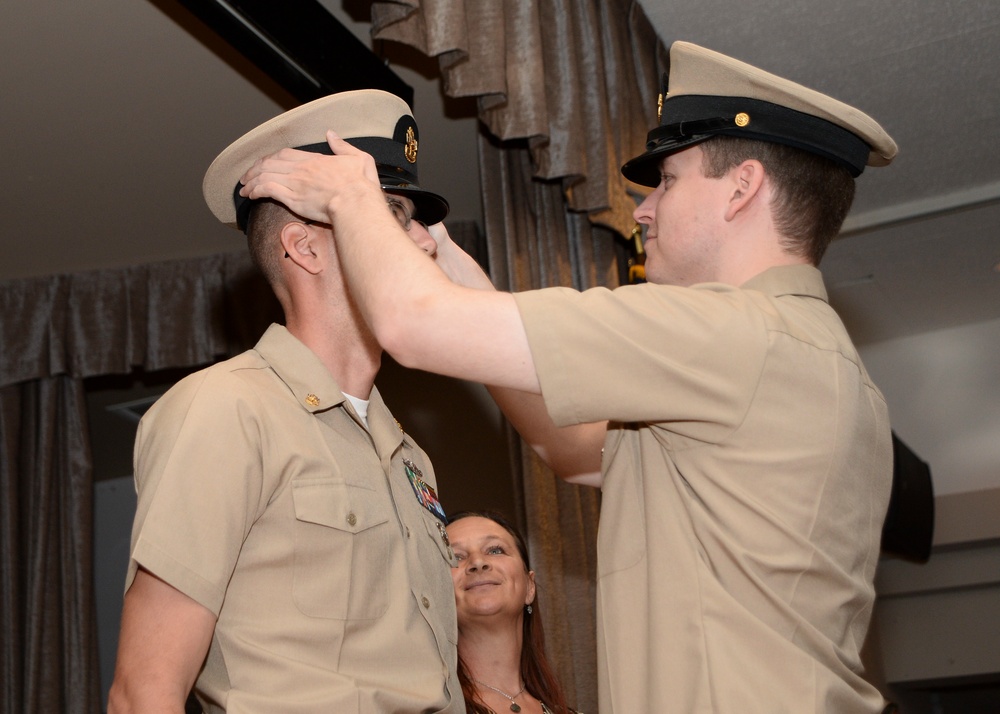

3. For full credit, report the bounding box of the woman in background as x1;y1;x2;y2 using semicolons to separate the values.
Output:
446;510;578;714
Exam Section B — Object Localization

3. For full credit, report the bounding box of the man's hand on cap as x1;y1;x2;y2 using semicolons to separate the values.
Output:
238;130;382;225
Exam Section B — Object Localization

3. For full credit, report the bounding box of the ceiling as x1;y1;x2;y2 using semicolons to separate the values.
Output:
2;0;482;280
4;0;999;499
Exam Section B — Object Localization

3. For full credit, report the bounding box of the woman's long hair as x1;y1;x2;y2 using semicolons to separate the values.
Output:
449;510;573;714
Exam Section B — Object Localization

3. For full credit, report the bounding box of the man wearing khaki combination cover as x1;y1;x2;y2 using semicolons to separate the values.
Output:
109;90;466;713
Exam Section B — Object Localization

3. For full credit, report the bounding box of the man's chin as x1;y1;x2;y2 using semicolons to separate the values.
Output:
642;261;666;285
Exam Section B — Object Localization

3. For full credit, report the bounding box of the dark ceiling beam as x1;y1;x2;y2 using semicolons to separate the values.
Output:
174;0;413;106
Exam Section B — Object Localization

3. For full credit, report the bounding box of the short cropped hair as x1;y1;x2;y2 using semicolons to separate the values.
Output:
246;199;296;286
699;136;856;265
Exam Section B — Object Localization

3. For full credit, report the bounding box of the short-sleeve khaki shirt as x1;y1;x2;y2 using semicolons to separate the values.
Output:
126;324;463;713
515;265;892;714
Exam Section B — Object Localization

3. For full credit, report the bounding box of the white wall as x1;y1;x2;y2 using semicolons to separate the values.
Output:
859;317;1000;496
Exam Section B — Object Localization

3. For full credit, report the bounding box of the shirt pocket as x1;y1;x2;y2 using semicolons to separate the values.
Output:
292;478;392;620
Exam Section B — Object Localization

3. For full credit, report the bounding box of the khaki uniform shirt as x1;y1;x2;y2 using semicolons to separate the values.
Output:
515;265;891;714
126;324;463;714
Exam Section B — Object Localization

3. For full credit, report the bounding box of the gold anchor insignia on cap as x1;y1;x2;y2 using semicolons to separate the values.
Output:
305;393;320;407
657;93;663;122
735;112;751;128
404;126;418;163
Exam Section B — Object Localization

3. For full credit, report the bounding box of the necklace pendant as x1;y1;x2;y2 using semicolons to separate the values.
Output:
510;705;521;713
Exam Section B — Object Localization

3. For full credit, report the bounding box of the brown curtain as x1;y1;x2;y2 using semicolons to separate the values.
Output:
0;251;277;713
372;1;665;709
372;0;665;234
479;133;613;709
1;376;100;714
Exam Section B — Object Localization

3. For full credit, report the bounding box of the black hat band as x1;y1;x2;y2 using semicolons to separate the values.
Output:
649;95;871;176
233;136;418;233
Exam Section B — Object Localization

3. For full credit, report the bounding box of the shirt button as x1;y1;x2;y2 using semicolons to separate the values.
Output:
406;526;411;538
421;596;430;609
347;512;357;527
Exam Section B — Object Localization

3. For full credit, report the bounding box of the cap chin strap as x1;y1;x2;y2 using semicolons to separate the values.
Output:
645;116;733;149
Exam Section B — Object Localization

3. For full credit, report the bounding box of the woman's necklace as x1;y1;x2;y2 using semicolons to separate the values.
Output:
473;678;527;712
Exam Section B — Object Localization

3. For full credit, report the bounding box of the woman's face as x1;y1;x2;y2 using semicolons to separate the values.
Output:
447;516;536;627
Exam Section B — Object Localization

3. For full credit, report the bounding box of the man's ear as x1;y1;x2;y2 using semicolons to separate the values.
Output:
724;159;765;222
279;221;323;275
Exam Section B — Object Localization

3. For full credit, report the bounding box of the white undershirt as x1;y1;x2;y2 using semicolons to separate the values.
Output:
343;393;370;428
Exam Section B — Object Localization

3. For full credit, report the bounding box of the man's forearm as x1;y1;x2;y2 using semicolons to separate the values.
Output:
239;135;542;392
326;180;452;359
487;384;606;486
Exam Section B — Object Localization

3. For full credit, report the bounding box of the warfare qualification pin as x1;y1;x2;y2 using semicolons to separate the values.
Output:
404;458;446;521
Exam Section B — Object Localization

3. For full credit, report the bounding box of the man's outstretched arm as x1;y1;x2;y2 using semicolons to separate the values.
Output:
487;385;606;487
240;132;537;393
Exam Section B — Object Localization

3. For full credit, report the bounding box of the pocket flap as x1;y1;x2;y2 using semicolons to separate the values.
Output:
292;479;389;533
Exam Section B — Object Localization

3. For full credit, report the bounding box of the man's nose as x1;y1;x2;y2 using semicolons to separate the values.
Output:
633;191;657;225
409;222;438;256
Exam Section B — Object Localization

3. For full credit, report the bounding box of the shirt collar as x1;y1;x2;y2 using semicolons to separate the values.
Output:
254;323;347;414
254;323;411;451
740;264;829;302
